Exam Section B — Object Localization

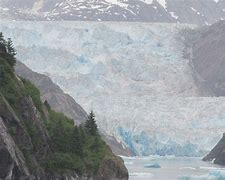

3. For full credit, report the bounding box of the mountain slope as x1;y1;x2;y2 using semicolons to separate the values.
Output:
15;61;87;125
15;61;133;156
186;20;225;96
0;34;128;180
203;133;225;165
1;0;225;25
188;19;225;165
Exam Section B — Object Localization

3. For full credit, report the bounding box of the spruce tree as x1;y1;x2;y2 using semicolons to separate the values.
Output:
84;110;98;136
44;100;51;110
3;38;16;67
0;33;6;45
6;38;16;57
0;33;7;53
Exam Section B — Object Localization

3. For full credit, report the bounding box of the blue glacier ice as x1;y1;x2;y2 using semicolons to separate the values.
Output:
117;127;204;156
1;21;225;156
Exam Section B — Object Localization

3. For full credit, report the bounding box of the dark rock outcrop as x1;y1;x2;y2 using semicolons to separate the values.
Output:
0;116;31;179
203;133;225;165
97;156;128;180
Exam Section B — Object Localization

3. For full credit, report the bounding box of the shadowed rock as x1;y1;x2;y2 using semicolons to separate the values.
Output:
191;20;225;96
203;133;225;165
16;61;87;125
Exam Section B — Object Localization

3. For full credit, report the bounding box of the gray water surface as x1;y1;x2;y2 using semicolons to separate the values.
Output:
122;156;224;180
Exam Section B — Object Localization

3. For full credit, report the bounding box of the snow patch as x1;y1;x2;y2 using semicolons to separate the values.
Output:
170;12;178;19
157;0;167;9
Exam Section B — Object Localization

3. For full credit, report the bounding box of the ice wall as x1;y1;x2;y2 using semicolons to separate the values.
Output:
0;21;224;156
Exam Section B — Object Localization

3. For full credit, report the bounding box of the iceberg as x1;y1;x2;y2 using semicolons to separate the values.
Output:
129;172;154;177
144;162;161;168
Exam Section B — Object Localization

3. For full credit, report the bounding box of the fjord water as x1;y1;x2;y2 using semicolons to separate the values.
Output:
122;156;223;180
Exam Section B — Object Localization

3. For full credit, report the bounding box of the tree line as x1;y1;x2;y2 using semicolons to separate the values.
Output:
0;32;16;67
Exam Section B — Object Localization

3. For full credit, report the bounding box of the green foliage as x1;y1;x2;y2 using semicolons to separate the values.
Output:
45;110;110;174
8;126;17;135
0;33;7;49
6;38;17;56
0;33;16;67
83;134;110;173
0;56;23;107
22;79;43;114
43;153;85;175
71;126;84;157
23;120;42;150
84;111;98;136
47;110;74;152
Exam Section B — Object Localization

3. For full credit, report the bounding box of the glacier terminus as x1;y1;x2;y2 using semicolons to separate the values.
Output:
1;21;225;157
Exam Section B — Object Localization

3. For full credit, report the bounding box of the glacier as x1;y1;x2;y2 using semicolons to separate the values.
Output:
1;21;225;156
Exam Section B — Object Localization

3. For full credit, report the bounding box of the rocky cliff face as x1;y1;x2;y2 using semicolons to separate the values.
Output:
203;133;225;165
15;61;87;125
0;41;128;180
185;20;225;165
0;95;128;179
188;20;225;96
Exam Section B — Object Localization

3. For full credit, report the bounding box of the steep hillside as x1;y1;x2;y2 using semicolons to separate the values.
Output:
15;61;87;125
0;34;128;180
15;61;133;156
203;133;225;165
184;19;225;166
2;21;225;157
185;20;225;96
1;0;225;25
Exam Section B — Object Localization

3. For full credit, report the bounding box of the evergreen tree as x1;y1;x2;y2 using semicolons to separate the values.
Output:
84;110;98;136
6;38;16;57
0;33;7;53
91;136;101;152
0;32;6;45
71;126;84;157
44;100;51;110
0;65;4;83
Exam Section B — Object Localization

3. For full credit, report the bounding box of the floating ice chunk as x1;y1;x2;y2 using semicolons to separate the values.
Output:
178;174;208;180
209;170;225;178
144;162;161;168
179;167;196;170
130;172;154;177
178;170;225;180
199;166;220;170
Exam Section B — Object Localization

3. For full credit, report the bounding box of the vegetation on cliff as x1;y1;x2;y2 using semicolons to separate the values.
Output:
0;33;124;179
